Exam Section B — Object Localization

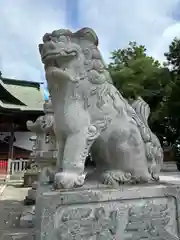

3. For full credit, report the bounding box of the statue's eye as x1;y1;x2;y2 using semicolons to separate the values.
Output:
59;36;69;43
52;37;58;43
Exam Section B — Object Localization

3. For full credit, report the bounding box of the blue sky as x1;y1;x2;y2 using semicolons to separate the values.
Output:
1;0;180;86
66;0;79;28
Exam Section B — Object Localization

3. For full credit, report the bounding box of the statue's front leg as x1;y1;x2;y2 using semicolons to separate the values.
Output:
56;137;65;171
54;125;98;189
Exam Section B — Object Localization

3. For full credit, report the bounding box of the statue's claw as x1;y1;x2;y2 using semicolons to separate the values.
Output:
101;170;132;186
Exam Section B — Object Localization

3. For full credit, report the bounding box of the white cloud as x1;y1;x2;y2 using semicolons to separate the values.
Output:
0;0;66;83
78;0;180;63
1;0;180;83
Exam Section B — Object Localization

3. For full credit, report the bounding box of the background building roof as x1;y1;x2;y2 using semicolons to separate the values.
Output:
0;75;45;112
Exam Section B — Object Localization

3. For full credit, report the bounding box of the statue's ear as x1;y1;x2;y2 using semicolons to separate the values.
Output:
74;27;99;46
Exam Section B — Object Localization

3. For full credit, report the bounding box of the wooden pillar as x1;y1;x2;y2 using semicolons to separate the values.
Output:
8;123;14;160
6;123;15;181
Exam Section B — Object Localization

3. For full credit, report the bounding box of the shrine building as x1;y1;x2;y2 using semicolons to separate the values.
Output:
0;73;44;175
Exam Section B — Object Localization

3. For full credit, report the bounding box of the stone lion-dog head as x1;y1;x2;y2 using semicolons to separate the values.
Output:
39;27;112;85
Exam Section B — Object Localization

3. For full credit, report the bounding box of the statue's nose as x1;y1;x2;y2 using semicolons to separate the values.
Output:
39;40;56;56
45;40;56;50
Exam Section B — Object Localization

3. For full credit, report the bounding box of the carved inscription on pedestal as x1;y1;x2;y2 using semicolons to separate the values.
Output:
125;203;178;240
55;207;118;239
40;196;179;239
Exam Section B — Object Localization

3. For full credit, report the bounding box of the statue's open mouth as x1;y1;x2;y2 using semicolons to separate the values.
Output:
42;50;77;70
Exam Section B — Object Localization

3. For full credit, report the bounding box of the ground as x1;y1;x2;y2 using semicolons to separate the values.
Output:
0;184;34;240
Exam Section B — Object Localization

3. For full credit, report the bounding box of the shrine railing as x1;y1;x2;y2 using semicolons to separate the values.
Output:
0;158;30;181
7;158;29;178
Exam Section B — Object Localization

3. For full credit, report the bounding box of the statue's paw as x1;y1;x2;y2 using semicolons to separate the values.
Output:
131;173;154;184
54;172;85;189
101;170;132;186
148;165;160;182
150;172;160;181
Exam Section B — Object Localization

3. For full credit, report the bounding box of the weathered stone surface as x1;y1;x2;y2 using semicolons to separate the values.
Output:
27;189;36;201
20;211;35;229
26;98;57;185
20;205;36;229
0;186;35;240
38;27;163;189
23;172;39;187
24;197;35;206
32;182;38;190
0;230;35;240
0;201;22;230
35;183;180;239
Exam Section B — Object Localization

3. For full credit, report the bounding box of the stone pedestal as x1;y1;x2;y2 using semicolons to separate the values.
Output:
20;206;36;229
23;171;39;187
24;181;39;206
35;183;180;239
26;189;36;201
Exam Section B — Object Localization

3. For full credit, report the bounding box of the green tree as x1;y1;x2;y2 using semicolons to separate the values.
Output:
108;41;171;126
165;37;180;73
163;37;180;146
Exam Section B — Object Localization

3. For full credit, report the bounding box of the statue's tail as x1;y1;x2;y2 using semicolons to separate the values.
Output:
130;97;163;179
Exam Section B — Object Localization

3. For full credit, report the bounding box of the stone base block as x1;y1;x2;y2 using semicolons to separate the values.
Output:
32;181;38;190
24;197;35;206
23;172;39;187
27;189;36;201
20;214;35;229
20;206;35;228
20;214;35;228
35;183;180;239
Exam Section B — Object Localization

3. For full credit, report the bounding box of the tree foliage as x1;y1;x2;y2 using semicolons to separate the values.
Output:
163;37;180;146
107;37;180;149
108;41;171;125
165;37;180;73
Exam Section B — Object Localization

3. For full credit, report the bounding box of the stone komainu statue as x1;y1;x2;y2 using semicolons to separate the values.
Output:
39;27;163;189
